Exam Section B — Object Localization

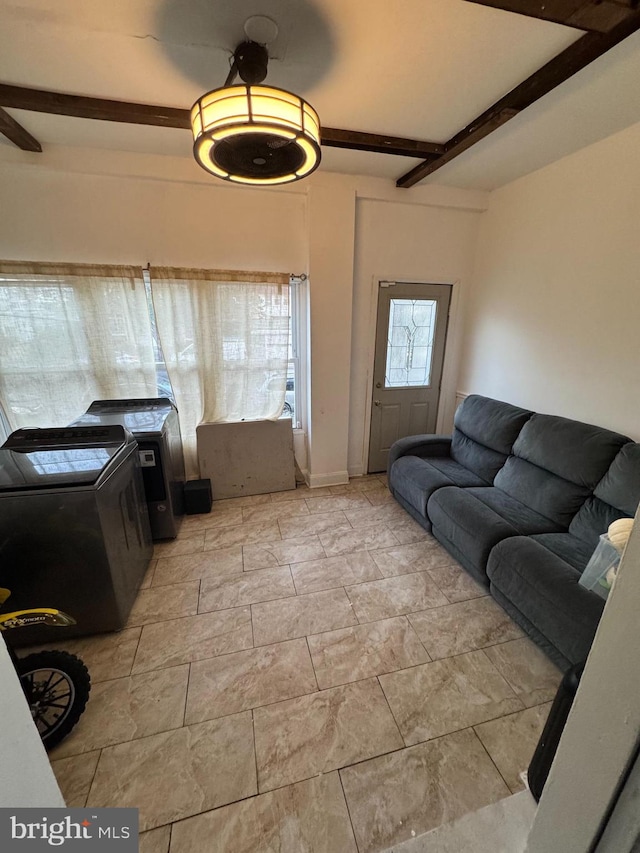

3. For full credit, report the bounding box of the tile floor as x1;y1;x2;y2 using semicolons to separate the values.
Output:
38;476;562;853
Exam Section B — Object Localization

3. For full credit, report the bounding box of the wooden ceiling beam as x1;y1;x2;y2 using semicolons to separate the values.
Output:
0;106;41;152
321;127;443;158
0;85;191;130
463;1;639;34
398;109;519;185
0;84;443;159
397;10;640;188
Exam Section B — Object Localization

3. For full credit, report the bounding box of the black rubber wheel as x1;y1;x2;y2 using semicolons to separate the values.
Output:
16;651;91;750
283;402;293;415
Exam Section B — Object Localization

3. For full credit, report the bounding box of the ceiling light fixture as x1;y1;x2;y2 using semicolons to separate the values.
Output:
191;39;321;186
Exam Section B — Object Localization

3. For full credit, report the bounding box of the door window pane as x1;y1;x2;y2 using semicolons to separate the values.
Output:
384;298;437;388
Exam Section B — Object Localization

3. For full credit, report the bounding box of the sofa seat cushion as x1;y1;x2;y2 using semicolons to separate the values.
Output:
389;456;486;518
529;533;594;572
428;485;564;581
424;457;490;488
389;457;453;518
487;536;605;666
427;487;521;581
465;488;562;535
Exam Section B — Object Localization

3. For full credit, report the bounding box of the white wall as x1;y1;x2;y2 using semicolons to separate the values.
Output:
0;638;64;807
348;197;482;475
306;182;356;486
458;120;640;440
0;164;307;271
0;145;487;484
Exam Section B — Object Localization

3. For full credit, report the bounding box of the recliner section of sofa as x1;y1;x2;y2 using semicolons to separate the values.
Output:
387;394;640;669
488;541;605;668
427;484;561;585
488;441;640;668
388;395;532;528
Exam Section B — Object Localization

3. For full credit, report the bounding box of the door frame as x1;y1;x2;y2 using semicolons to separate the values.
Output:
362;275;461;476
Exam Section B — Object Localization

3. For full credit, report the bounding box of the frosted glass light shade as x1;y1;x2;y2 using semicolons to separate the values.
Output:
191;85;321;185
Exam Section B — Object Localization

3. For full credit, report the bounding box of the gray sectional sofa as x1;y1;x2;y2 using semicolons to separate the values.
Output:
387;395;640;669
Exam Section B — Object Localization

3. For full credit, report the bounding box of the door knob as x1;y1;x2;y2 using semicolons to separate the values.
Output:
375;382;382;388
374;400;381;407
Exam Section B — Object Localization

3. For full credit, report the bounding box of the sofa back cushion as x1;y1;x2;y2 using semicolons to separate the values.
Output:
570;442;640;548
594;442;640;512
450;395;532;483
494;457;590;527
494;414;629;527
507;414;629;488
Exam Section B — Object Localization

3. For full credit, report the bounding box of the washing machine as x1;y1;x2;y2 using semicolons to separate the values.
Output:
71;398;185;540
0;425;153;645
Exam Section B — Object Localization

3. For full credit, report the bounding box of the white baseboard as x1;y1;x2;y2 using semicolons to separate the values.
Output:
348;463;365;478
308;470;350;488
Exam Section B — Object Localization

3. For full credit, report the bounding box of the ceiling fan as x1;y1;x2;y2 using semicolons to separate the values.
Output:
0;0;638;189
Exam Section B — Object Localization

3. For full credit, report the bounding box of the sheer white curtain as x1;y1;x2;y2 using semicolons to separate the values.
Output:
0;261;157;431
150;267;290;478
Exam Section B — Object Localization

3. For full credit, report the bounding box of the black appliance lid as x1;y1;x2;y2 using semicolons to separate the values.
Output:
75;398;176;434
0;425;130;490
87;398;175;413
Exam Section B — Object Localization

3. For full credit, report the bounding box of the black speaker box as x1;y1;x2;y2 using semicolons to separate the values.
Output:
183;479;213;515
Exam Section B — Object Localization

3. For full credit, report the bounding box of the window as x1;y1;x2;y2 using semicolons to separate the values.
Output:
144;267;298;476
0;262;157;434
142;267;301;427
0;262;304;469
384;298;437;388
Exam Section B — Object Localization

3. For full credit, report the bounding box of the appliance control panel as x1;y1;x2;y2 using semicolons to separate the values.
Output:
139;449;157;467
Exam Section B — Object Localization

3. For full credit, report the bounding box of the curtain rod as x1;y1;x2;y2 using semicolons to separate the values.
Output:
145;264;307;284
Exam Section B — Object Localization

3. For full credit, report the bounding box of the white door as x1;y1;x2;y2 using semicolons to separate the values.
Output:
368;282;451;473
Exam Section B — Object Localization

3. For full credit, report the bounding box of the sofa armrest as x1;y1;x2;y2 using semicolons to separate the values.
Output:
387;435;452;473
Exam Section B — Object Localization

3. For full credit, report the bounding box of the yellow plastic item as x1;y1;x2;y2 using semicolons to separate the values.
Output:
0;608;76;630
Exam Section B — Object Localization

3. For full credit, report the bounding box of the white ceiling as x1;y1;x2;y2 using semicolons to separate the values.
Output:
1;0;639;190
